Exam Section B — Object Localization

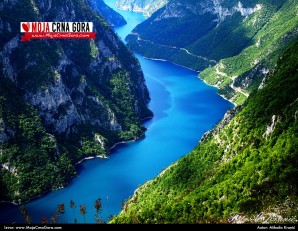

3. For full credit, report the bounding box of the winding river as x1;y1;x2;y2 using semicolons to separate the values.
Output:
0;1;233;224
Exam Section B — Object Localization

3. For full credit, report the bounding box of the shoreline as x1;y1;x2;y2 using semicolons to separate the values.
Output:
0;142;140;208
0;155;108;206
0;187;55;207
138;53;236;107
139;54;199;73
75;154;108;165
109;114;154;152
0;112;154;207
0;200;19;206
141;114;154;122
199;77;236;108
109;139;136;152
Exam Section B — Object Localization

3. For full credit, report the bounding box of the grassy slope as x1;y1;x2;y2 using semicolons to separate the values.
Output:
127;0;298;105
111;38;298;224
200;0;298;105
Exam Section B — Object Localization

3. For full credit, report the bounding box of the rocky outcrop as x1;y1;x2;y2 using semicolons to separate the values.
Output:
201;106;241;142
0;0;152;202
149;0;262;24
1;0;151;138
87;0;127;26
115;0;168;17
263;115;282;138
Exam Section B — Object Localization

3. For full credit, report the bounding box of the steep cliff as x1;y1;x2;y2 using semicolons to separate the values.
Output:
0;0;152;203
114;0;168;17
111;35;298;225
125;0;298;105
87;0;127;26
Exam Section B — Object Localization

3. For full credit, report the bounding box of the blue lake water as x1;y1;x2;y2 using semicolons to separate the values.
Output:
0;1;233;224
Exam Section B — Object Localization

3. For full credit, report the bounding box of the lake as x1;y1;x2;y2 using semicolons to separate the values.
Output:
0;0;233;224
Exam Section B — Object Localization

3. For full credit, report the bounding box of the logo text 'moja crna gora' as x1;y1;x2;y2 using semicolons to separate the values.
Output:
20;22;93;33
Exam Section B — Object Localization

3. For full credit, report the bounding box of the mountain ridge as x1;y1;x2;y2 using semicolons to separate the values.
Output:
109;0;298;224
111;36;298;224
0;0;152;203
125;0;298;105
87;0;127;26
114;0;168;17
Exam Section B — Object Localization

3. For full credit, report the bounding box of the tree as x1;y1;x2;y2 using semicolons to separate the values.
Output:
57;203;65;223
19;205;32;224
70;200;77;223
94;198;102;223
51;215;57;224
41;216;48;224
80;204;87;224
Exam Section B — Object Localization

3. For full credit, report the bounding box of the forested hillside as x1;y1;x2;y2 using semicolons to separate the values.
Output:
111;38;298;224
126;0;298;105
0;0;152;203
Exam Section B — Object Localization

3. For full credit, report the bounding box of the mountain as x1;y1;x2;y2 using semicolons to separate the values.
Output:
0;0;152;203
111;37;298;224
126;0;298;105
87;0;127;26
114;0;168;17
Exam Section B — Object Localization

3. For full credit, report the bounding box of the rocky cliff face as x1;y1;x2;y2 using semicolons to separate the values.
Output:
114;0;168;17
87;0;127;26
0;0;152;202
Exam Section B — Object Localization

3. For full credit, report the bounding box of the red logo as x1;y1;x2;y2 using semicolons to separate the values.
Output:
21;22;30;32
20;22;96;42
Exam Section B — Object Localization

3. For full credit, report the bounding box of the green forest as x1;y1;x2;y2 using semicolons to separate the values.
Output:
0;0;152;203
0;0;297;225
126;0;298;105
111;38;298;224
